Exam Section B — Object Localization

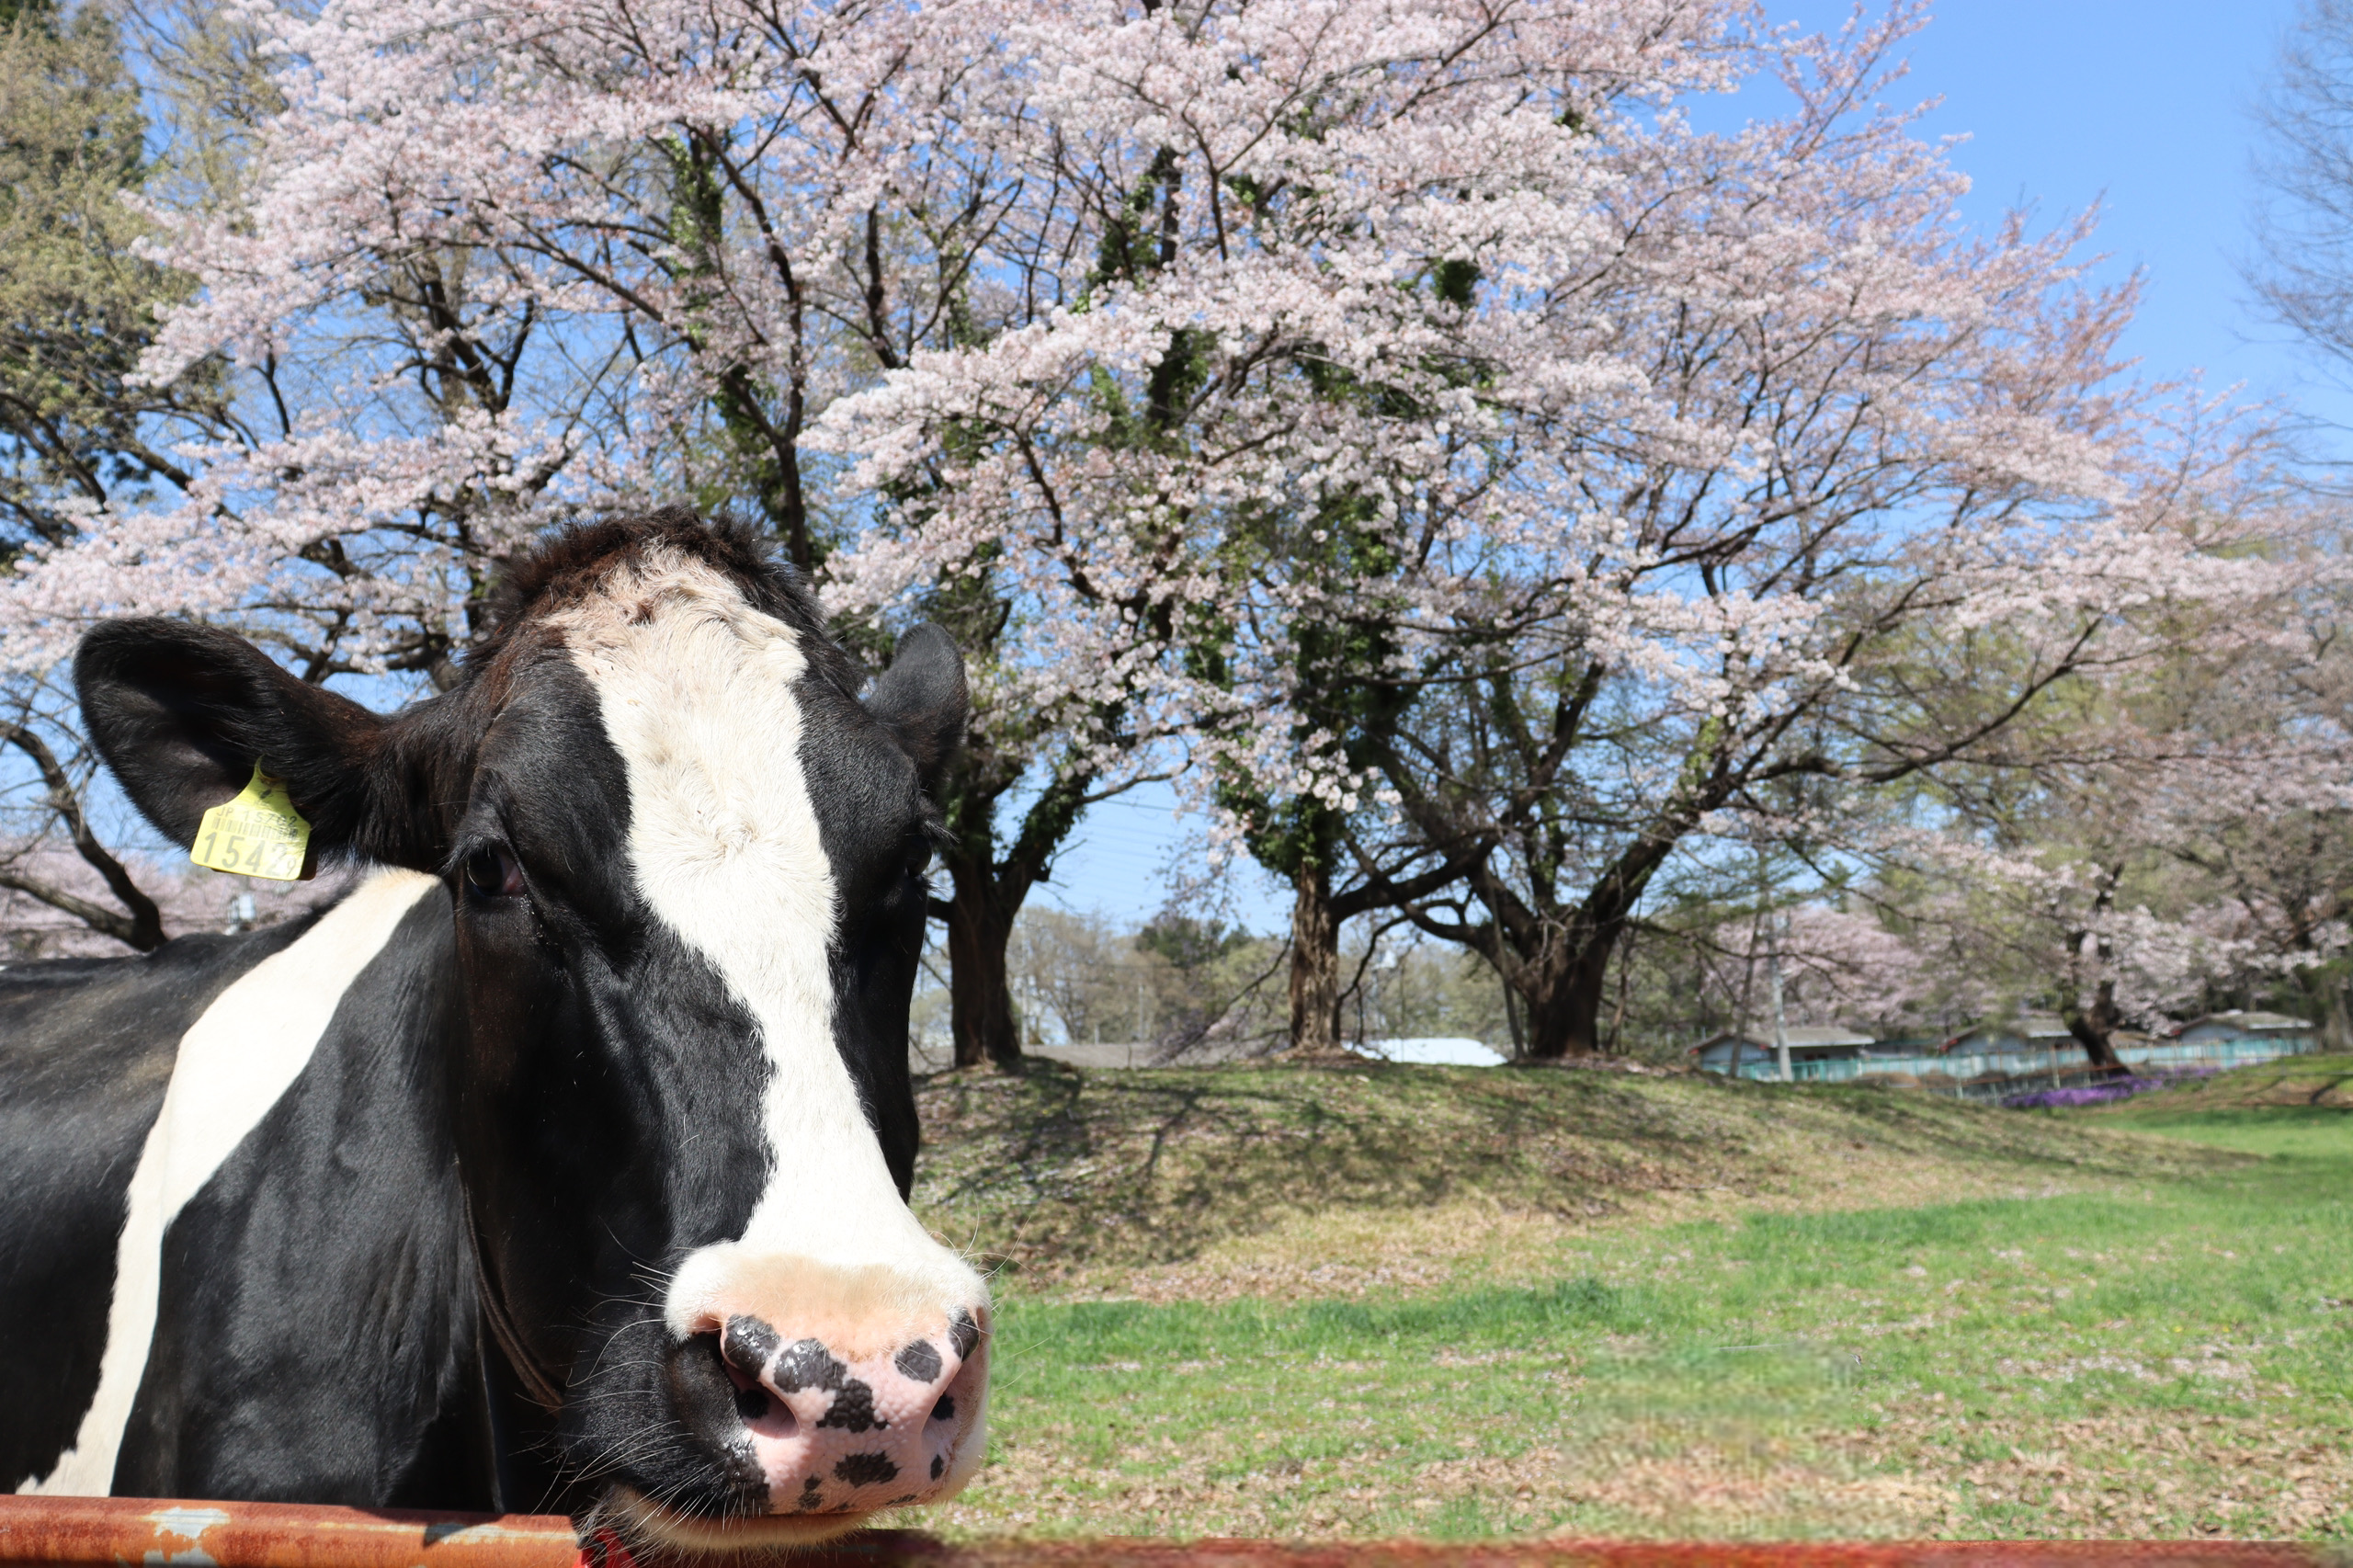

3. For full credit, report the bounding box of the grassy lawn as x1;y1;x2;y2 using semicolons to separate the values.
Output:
908;1062;2353;1540
2090;1107;2353;1161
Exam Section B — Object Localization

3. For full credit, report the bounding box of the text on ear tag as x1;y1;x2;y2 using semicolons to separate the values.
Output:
190;761;312;882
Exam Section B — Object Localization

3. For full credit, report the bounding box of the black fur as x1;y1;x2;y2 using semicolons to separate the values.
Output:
0;923;314;1489
867;625;969;792
115;897;479;1502
74;623;392;858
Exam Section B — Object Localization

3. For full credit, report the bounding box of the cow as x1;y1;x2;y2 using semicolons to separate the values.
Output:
0;510;991;1551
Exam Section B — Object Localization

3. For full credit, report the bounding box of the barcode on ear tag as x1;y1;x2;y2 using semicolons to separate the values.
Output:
190;762;313;882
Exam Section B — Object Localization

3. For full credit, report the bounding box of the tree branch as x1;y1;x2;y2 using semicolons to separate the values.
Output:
0;723;166;950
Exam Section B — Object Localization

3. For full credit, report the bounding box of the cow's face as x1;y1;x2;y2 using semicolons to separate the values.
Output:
75;513;988;1548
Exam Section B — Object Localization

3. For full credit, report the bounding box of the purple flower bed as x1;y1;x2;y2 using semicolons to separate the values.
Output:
2002;1068;2221;1110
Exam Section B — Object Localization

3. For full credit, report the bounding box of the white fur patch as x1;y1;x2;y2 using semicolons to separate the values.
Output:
551;554;984;1336
18;869;441;1494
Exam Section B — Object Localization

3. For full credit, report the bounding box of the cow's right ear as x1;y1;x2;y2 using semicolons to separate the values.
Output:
867;622;968;794
74;619;402;861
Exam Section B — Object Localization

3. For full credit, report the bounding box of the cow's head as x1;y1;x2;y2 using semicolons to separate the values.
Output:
74;511;987;1547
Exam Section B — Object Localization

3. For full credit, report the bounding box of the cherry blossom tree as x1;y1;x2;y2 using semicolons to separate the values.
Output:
1871;832;2227;1068
815;0;1761;1052
1263;17;2310;1057
11;0;1015;680
1824;535;2353;1071
822;0;2324;1062
0;0;269;945
2120;587;2353;1045
1698;901;1937;1037
0;0;2334;1078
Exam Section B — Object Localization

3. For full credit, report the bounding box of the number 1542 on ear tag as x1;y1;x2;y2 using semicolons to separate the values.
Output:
190;762;313;881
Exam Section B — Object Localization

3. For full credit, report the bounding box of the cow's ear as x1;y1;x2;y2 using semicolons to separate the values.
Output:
867;623;967;792
74;619;407;861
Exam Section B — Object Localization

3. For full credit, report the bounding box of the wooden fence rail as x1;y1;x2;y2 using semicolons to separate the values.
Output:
0;1498;574;1568
0;1496;2342;1568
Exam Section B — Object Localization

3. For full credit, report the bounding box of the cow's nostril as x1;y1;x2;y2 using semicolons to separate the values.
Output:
931;1393;955;1423
722;1312;781;1377
696;1329;798;1433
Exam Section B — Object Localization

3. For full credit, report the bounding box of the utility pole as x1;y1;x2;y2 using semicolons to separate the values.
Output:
1768;904;1791;1083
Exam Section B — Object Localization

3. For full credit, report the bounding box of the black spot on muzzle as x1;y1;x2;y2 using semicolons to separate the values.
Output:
834;1452;898;1487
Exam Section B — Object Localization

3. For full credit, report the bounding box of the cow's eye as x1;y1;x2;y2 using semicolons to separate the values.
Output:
462;845;524;900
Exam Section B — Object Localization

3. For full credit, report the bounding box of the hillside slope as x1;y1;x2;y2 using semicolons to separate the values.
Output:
910;1062;2236;1301
2096;1053;2353;1113
908;1068;2351;1542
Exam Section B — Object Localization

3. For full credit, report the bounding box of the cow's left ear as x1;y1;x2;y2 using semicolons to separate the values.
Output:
74;619;442;869
866;623;967;792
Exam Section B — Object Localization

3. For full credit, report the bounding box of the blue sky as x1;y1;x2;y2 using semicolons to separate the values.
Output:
1904;0;2321;411
1039;0;2330;933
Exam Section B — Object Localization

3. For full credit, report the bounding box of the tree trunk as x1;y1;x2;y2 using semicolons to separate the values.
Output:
941;849;1022;1071
1499;971;1526;1056
1289;858;1340;1054
2061;977;2129;1075
929;747;1097;1075
1522;930;1609;1060
2302;964;2349;1054
1605;929;1632;1055
2062;886;2130;1077
1448;833;1664;1063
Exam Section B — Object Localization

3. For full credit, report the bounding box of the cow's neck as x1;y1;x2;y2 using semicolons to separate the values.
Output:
28;869;490;1503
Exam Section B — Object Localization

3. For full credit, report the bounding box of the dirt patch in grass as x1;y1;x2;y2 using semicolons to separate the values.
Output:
925;1426;1963;1541
1542;1441;1957;1540
913;1062;2240;1300
1830;1410;2353;1540
930;1370;2353;1541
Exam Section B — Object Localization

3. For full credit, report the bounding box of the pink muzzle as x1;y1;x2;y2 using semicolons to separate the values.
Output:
718;1309;984;1513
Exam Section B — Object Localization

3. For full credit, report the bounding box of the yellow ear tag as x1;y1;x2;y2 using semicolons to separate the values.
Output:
190;762;313;882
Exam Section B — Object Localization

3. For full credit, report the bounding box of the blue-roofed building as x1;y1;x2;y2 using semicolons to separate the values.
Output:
1688;1006;2324;1090
2148;1010;2318;1068
1689;1025;1875;1081
1944;1014;2074;1058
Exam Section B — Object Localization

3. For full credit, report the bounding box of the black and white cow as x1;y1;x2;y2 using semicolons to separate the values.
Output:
0;510;990;1550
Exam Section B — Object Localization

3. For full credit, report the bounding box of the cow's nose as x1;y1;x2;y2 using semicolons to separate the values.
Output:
715;1307;986;1514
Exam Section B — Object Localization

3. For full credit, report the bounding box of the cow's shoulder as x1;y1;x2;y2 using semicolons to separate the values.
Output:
116;886;479;1504
0;917;323;1103
0;914;320;1494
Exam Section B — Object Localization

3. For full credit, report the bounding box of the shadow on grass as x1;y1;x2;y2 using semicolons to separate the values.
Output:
911;1062;2240;1277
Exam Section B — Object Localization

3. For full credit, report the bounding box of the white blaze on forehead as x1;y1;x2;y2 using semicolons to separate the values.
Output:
20;869;440;1495
550;552;982;1337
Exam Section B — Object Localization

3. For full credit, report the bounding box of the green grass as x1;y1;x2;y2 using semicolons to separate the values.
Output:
907;1066;2353;1541
2090;1106;2353;1161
